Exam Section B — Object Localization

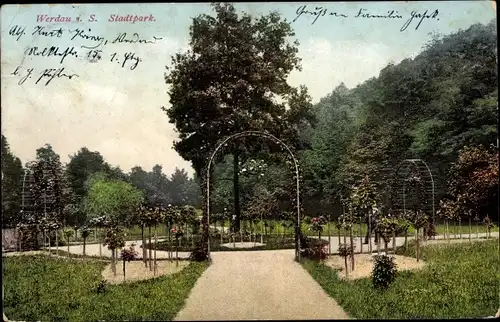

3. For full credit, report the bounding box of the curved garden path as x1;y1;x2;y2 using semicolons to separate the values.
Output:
174;249;349;321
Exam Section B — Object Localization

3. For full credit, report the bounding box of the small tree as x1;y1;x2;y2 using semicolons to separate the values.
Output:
437;198;458;241
406;210;428;262
310;215;326;240
377;215;400;254
338;243;355;278
350;175;379;253
483;215;495;238
103;225;126;276
80;226;92;256
63;228;74;257
120;244;138;281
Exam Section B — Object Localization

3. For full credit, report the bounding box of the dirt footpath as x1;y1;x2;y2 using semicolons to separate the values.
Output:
174;250;349;320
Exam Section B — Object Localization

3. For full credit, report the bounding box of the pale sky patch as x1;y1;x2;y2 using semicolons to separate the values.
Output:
0;2;495;177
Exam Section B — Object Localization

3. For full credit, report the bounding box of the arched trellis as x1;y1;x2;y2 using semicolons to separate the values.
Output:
392;159;436;224
19;161;59;249
204;131;302;261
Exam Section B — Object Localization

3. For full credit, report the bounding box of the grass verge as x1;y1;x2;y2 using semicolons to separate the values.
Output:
3;255;208;321
301;239;499;319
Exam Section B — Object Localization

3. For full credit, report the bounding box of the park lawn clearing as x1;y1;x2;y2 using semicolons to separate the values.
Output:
3;255;208;321
103;260;190;284
323;253;425;280
302;239;499;319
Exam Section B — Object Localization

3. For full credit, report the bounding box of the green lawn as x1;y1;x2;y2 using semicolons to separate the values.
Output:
3;255;208;321
301;239;500;319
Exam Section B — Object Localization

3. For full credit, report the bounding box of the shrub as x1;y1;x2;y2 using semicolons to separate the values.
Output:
372;254;397;290
189;239;209;262
94;280;107;294
300;237;328;261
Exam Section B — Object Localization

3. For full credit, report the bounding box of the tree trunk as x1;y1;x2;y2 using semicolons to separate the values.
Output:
359;221;363;254
83;238;86;256
112;249;117;276
233;151;241;232
415;228;420;262
368;211;372;253
154;225;158;276
149;225;152;271
123;260;126;281
343;233;348;278
168;223;172;261
459;219;462;239
142;224;147;266
445;219;448;240
468;217;472;242
404;229;408;251
337;227;341;244
56;230;59;255
476;220;479;239
176;239;179;266
328;220;331;255
454;220;457;239
392;231;396;255
67;237;70;258
349;227;354;271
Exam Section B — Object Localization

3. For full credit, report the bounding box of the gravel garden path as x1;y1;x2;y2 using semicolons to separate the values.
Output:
174;249;349;321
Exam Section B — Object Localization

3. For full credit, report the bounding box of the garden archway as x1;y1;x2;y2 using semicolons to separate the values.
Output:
392;158;436;225
204;131;302;261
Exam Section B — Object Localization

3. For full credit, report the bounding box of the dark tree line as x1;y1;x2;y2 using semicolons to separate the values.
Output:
1;141;200;228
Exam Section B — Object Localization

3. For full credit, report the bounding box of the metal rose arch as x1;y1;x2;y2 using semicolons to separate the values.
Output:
392;158;436;225
205;131;302;261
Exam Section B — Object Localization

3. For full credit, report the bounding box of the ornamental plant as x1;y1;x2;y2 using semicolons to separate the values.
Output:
63;228;74;256
120;244;138;281
80;226;92;256
372;254;397;290
338;242;356;278
103;225;126;276
310;215;326;240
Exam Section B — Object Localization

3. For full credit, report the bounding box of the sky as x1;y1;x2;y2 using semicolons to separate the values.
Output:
0;2;496;177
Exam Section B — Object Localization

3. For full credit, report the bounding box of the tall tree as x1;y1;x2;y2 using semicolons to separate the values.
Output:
66;147;110;204
25;144;69;226
163;3;314;230
84;174;144;227
169;167;190;206
1;135;24;227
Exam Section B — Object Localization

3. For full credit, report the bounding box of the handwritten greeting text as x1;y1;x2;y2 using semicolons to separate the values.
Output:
7;14;162;87
293;5;440;32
